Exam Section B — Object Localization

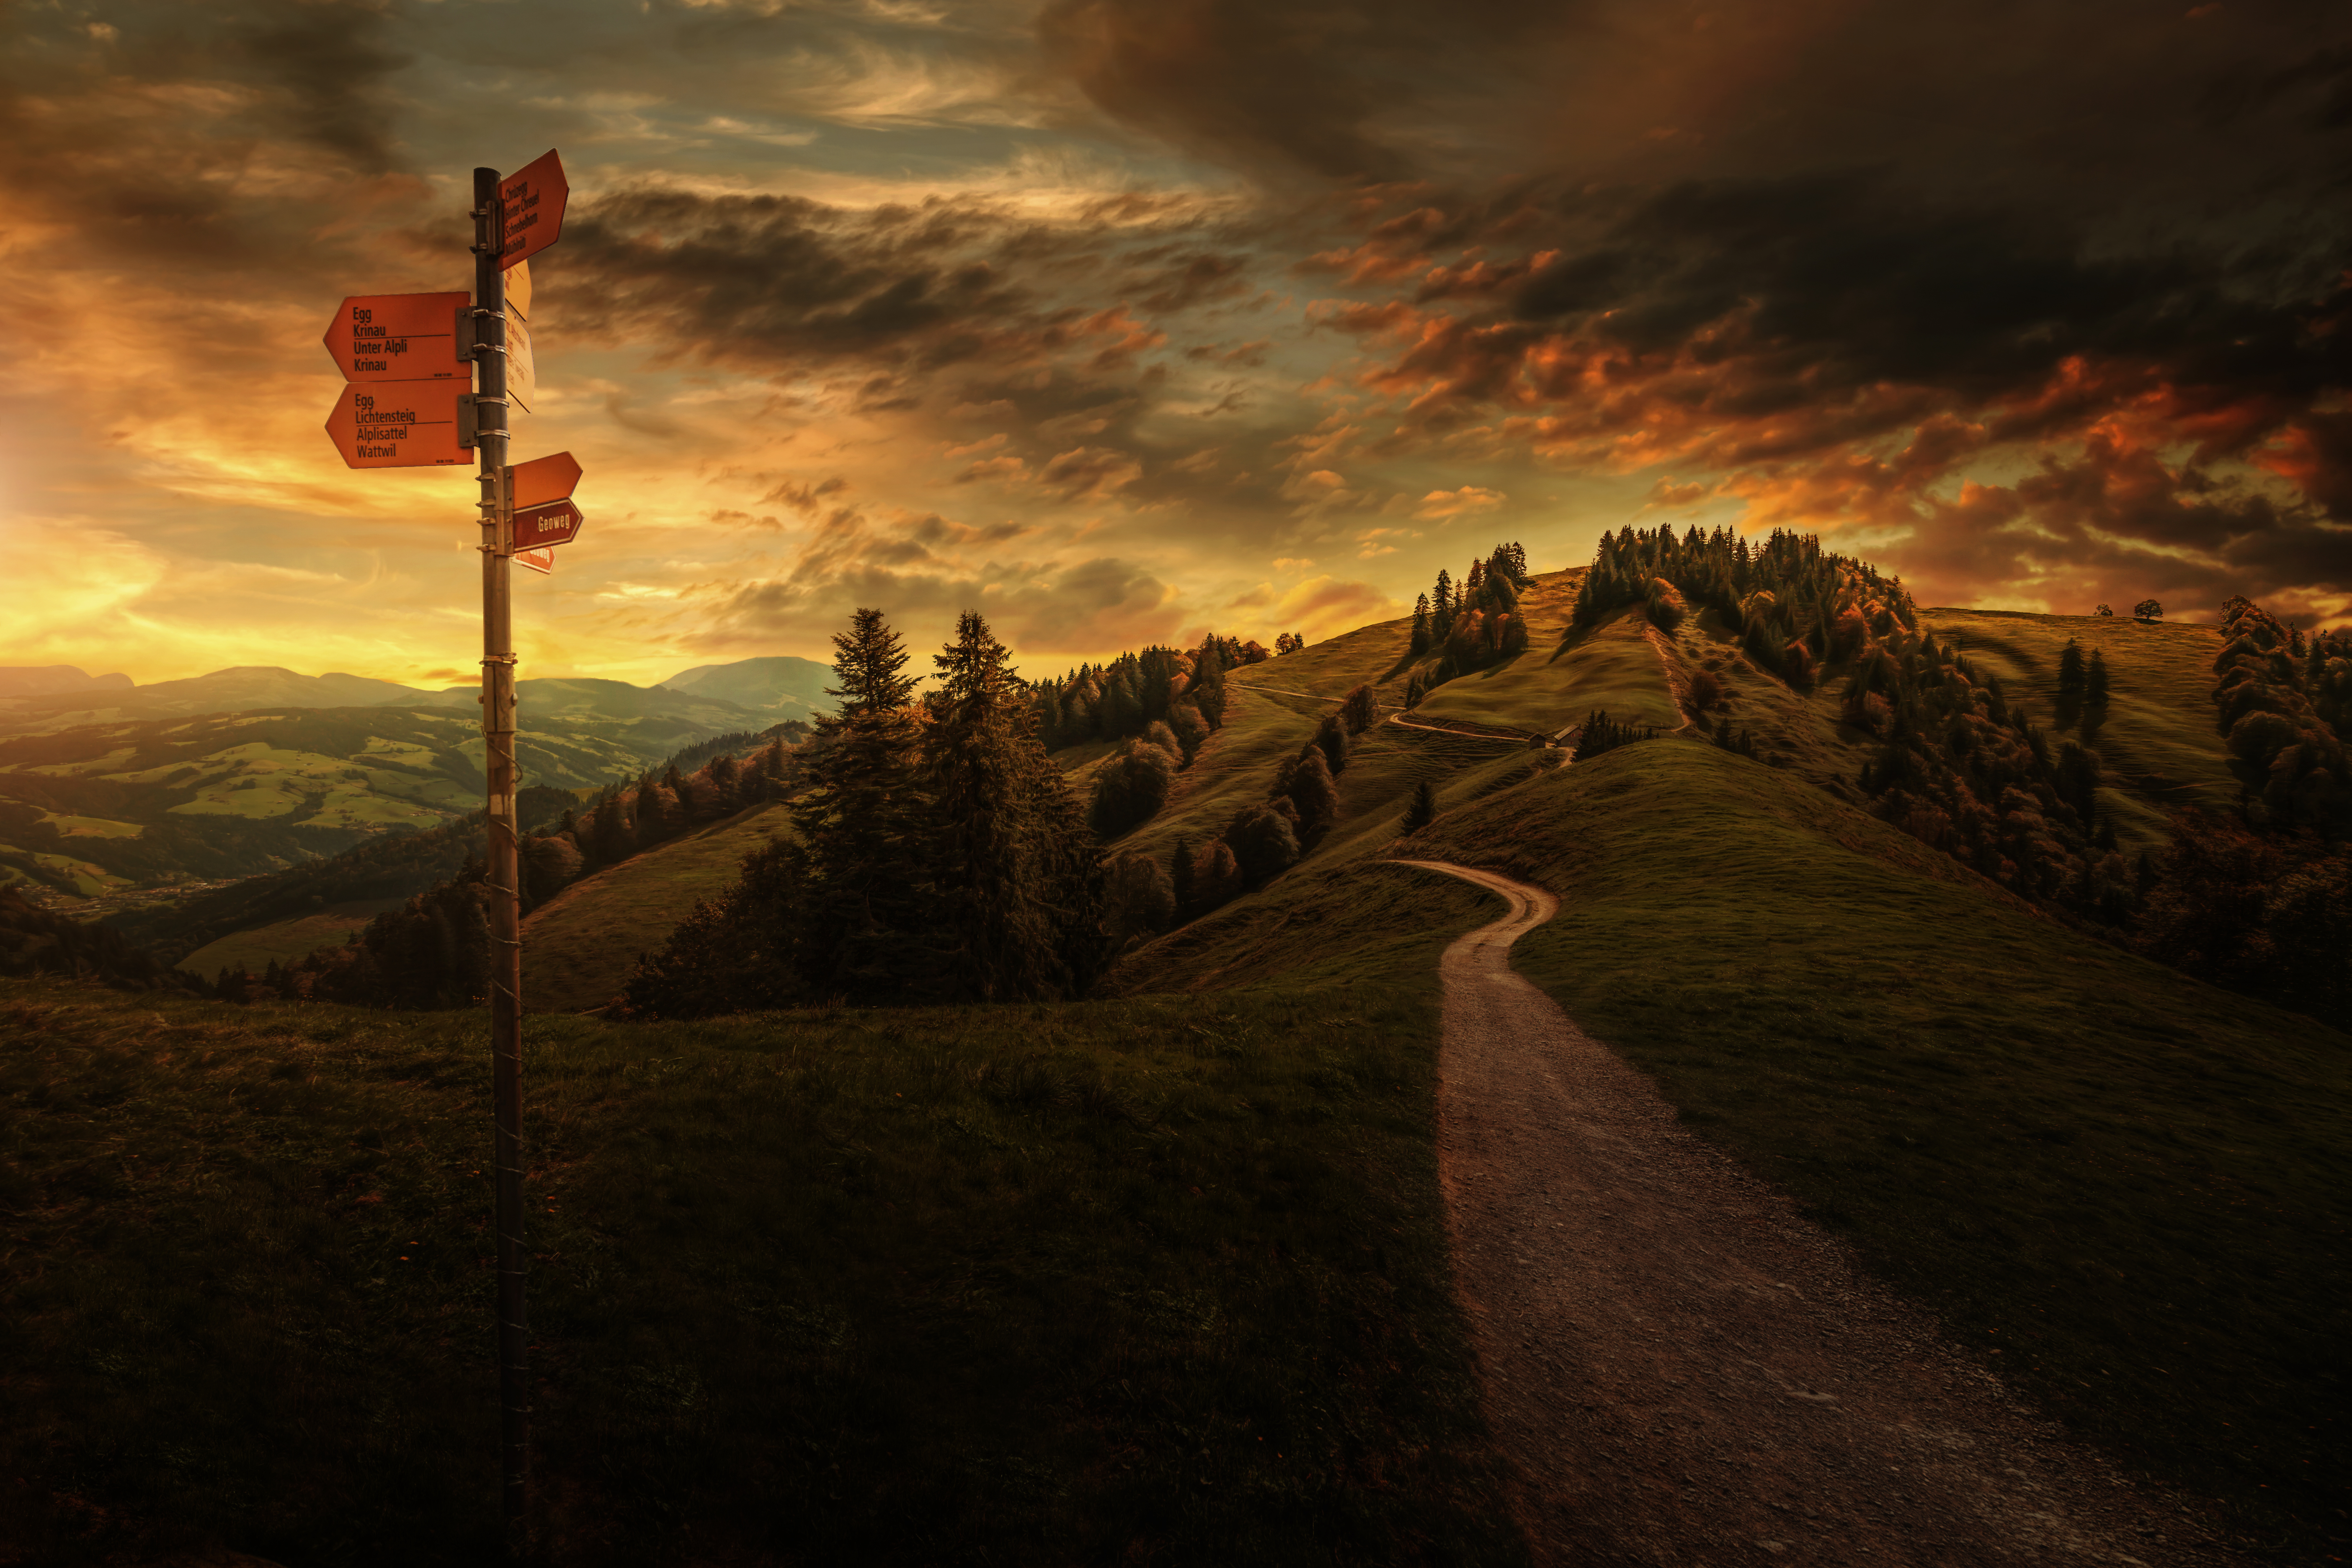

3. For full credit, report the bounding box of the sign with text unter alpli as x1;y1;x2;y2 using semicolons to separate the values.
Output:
323;292;469;382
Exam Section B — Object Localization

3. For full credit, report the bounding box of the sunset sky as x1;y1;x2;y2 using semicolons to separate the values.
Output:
2;0;2347;688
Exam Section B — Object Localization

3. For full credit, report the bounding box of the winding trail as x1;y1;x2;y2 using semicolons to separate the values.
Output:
1396;859;2233;1568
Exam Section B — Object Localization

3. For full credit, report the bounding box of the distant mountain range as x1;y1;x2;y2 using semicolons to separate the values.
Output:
0;665;134;697
0;655;830;909
0;656;834;729
658;655;833;717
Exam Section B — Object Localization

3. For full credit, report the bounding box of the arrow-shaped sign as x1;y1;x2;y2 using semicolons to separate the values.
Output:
515;547;555;575
499;150;568;271
324;292;469;382
513;499;583;551
326;380;472;468
507;450;581;510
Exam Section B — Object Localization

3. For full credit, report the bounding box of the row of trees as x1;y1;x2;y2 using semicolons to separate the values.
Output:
1096;682;1381;950
1406;543;1535;692
625;609;1103;1014
2126;598;2351;1028
1570;523;1916;691
1032;642;1235;751
214;731;806;1008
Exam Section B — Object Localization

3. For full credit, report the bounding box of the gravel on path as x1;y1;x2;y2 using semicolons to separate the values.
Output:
1397;858;2239;1568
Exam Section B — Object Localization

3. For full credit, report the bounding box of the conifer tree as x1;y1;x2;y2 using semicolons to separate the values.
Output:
1403;777;1438;833
1340;682;1377;734
2083;648;2111;739
1410;593;1431;655
588;789;632;865
794;607;931;995
922;609;1102;1001
2056;639;2086;728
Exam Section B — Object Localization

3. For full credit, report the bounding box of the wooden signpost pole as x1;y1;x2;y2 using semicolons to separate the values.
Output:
469;162;530;1554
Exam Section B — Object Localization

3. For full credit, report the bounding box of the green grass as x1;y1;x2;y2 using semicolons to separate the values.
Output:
519;802;792;1014
1419;603;1681;734
37;812;143;840
1403;739;2349;1558
178;913;375;980
0;976;1523;1568
1920;609;2239;844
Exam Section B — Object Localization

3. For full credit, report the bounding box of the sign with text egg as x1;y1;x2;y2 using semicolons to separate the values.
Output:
323;291;469;382
325;379;471;468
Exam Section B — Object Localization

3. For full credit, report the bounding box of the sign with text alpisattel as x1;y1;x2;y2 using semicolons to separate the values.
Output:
500;151;568;271
322;292;469;382
325;380;471;468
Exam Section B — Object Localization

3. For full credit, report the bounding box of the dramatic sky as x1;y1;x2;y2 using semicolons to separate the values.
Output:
3;0;2348;687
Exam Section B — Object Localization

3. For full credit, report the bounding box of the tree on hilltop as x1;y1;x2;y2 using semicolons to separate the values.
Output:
923;609;1103;1002
793;607;930;994
2134;599;2164;622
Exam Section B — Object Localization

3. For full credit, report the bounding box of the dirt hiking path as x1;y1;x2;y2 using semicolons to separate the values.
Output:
1397;859;2236;1568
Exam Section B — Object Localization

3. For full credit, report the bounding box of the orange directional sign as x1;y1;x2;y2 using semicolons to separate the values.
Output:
323;292;468;382
513;500;583;552
515;547;555;575
506;451;581;509
325;380;471;468
499;150;567;271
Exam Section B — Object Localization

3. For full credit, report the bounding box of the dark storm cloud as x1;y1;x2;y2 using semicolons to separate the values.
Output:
0;0;422;276
1037;0;1555;183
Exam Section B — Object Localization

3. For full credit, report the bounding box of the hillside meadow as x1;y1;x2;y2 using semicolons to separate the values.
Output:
0;875;1521;1565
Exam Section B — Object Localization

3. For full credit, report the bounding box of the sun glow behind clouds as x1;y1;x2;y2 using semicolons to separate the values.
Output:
0;0;2345;691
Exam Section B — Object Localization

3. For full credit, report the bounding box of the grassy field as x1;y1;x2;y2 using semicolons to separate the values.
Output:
178;911;378;980
520;802;793;1014
0;962;1523;1567
1920;609;2238;842
1418;604;1682;735
1398;738;2349;1558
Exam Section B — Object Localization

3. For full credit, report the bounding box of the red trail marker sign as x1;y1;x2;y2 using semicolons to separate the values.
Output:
325;380;471;467
499;151;568;271
507;450;582;510
515;547;555;575
323;292;468;382
512;499;582;552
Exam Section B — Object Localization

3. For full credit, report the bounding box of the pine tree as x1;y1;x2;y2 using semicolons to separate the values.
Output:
1410;593;1431;656
794;607;932;995
588;789;632;865
1403;777;1438;833
922;609;1102;1001
2056;639;2086;728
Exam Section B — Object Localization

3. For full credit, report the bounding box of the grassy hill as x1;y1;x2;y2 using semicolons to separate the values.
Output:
1105;722;2343;1557
520;801;793;1014
0;935;1518;1564
41;573;2331;1558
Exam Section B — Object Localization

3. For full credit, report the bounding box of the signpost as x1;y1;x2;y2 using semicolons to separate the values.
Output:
320;148;573;1558
324;380;472;467
322;291;469;381
499;150;569;270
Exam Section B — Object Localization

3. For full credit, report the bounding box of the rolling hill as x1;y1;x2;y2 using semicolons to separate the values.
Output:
4;561;2342;1562
463;564;2340;1552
